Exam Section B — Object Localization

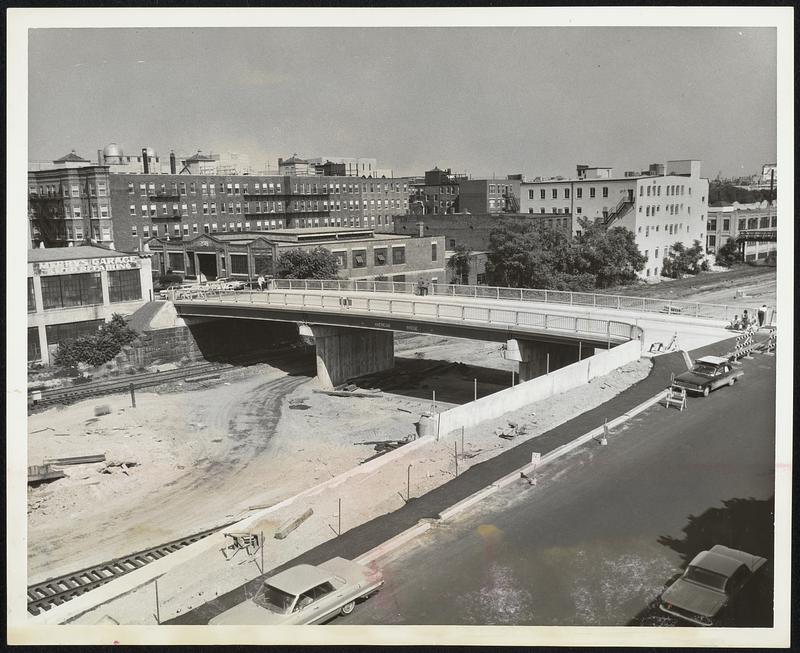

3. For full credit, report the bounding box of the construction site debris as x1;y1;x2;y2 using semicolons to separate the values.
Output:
94;405;111;417
31;427;54;434
43;454;106;466
312;388;382;398
274;508;314;540
28;464;67;485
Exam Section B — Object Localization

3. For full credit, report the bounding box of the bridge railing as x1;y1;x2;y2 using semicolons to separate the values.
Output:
178;287;642;344
269;278;746;322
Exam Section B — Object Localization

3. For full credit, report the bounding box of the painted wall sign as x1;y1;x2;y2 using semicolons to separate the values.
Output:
36;256;141;276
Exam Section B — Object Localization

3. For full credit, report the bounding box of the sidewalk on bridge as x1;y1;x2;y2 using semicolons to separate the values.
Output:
160;335;745;625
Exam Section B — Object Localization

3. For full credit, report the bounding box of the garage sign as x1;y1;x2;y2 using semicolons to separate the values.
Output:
36;255;141;276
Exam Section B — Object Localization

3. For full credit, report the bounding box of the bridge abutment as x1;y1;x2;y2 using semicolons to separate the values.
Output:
301;325;394;388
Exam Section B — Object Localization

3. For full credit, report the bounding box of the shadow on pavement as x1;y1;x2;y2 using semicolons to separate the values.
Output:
629;496;774;627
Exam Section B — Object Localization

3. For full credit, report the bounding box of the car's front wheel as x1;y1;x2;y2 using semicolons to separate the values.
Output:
340;601;355;616
703;386;710;397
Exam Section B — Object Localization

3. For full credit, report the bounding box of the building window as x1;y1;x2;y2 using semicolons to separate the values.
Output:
143;225;150;238
431;243;438;261
28;327;41;361
45;319;104;350
332;251;347;269
576;207;582;214
722;218;730;231
28;277;36;312
128;183;135;194
131;225;138;237
589;188;596;198
392;247;406;264
230;254;249;275
108;269;142;303
602;187;609;198
539;189;546;200
167;252;184;271
564;188;570;199
352;249;367;268
130;205;136;216
374;248;387;266
708;235;717;247
551;188;558;199
40;272;103;310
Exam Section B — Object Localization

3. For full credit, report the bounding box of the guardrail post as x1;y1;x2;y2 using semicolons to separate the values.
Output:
593;294;596;307
519;288;523;302
496;287;500;300
544;290;548;303
617;296;621;310
487;309;492;323
544;314;548;329
474;286;477;299
436;303;440;319
388;299;392;313
412;301;416;316
570;292;573;305
373;281;376;293
461;306;465;320
695;302;700;318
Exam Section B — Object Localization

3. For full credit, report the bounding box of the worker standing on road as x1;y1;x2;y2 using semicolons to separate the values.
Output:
742;309;751;327
757;304;768;327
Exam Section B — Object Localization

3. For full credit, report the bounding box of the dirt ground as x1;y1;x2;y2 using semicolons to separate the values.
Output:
599;265;776;307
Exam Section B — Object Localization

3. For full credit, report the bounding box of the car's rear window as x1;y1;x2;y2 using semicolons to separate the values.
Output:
254;584;296;614
685;566;728;590
693;364;718;376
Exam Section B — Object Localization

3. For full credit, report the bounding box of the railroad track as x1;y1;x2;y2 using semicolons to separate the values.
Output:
28;345;311;408
27;523;235;616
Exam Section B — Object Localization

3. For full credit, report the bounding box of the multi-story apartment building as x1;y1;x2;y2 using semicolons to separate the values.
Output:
29;165;413;251
410;168;522;216
28;162;116;248
706;202;777;262
520;160;709;280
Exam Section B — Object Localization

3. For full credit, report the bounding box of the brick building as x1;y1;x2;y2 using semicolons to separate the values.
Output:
29;166;413;251
706;202;777;262
145;227;445;284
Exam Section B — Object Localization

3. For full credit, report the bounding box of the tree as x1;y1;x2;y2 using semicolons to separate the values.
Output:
274;247;339;279
715;237;741;267
54;314;139;368
485;220;592;290
574;219;647;288
447;243;472;284
484;218;645;291
662;239;707;278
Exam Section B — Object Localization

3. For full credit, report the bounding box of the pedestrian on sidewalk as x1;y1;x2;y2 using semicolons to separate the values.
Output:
257;274;265;291
757;304;768;327
742;309;751;327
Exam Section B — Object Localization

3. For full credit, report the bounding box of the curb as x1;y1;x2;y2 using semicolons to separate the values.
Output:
354;389;667;565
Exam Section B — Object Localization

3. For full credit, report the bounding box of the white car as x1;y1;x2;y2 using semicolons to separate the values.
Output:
210;557;383;625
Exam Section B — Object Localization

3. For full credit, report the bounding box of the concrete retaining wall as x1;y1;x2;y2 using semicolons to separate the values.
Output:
436;339;642;438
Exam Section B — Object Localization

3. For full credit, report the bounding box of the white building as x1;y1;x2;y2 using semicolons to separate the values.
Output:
520;160;709;280
28;246;154;365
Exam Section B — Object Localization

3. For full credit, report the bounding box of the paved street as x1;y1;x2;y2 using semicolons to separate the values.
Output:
337;353;775;626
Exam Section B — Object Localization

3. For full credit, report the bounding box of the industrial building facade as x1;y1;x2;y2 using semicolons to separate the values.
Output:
28;246;154;365
706;203;777;262
520;160;709;279
145;227;446;284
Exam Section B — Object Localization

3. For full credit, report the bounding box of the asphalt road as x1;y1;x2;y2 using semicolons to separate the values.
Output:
336;352;776;627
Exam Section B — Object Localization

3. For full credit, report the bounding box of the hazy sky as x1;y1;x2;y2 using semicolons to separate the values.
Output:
28;26;776;179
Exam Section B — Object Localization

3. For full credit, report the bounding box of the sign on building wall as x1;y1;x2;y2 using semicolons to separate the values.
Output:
35;256;141;276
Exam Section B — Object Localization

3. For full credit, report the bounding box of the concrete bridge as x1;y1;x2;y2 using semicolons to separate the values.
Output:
172;280;734;388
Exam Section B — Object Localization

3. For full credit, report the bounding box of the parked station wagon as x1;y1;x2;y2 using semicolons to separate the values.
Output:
659;545;767;626
672;355;743;397
209;557;383;625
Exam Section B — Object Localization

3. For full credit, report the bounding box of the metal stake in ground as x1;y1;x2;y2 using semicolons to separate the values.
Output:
154;579;160;625
407;464;412;502
454;441;458;476
129;383;136;408
474;378;477;402
461;426;465;461
338;498;342;536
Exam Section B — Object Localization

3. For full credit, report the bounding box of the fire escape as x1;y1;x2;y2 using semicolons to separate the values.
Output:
502;189;520;213
602;192;635;226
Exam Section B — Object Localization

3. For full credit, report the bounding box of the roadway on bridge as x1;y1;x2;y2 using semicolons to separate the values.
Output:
335;351;775;626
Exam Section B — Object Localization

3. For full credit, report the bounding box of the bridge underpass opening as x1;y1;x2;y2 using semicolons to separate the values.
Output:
196;253;218;281
510;339;587;381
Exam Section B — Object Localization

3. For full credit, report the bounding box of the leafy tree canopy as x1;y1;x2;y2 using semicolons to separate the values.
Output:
485;218;645;290
447;243;472;284
274;247;340;280
661;239;708;278
54;314;138;369
709;181;774;205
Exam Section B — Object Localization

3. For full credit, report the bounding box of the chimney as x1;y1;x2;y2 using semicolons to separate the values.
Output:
417;221;425;237
142;148;149;174
170;150;176;174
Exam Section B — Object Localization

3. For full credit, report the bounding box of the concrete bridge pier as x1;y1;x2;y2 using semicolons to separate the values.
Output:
299;324;394;389
515;339;583;381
